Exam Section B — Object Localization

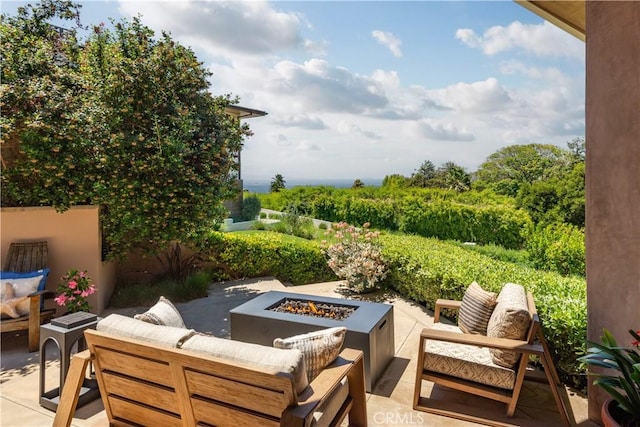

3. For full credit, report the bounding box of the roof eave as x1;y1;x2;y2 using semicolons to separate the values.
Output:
515;0;585;41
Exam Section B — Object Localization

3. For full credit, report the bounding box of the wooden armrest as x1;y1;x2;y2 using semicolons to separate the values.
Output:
27;289;56;299
287;348;364;421
434;299;461;323
52;350;94;427
420;327;543;354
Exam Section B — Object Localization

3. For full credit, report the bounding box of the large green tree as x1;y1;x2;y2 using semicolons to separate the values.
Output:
409;160;436;187
475;143;572;197
1;1;93;207
270;174;286;193
431;161;471;192
1;1;250;259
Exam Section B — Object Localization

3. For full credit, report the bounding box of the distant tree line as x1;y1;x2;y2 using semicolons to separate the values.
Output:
380;138;585;228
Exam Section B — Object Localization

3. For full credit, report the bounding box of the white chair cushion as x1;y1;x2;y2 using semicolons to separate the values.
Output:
0;276;42;316
423;323;516;390
1;282;28;318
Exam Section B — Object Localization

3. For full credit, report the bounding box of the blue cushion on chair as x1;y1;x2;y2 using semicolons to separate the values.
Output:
0;269;50;309
0;269;50;291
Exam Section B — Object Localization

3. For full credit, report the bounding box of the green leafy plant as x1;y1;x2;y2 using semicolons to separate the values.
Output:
55;269;96;313
580;329;640;425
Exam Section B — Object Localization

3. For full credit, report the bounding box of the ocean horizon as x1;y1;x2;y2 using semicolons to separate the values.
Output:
242;178;383;194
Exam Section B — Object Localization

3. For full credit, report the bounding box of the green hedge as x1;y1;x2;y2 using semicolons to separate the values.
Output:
257;188;531;249
200;229;587;388
202;231;335;285
380;233;587;388
527;222;585;276
398;199;532;249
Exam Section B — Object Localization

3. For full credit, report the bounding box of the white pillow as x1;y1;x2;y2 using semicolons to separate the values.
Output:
134;296;186;328
274;327;346;382
1;276;42;316
1;282;28;318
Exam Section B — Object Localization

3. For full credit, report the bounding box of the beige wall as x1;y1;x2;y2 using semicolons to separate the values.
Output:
0;206;116;315
585;1;640;421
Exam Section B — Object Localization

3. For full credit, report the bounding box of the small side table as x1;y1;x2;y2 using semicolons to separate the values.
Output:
39;312;100;411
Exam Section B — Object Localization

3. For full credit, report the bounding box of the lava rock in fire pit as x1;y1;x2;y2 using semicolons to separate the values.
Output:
269;298;357;321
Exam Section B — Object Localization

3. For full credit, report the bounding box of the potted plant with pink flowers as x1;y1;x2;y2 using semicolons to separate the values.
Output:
55;269;96;313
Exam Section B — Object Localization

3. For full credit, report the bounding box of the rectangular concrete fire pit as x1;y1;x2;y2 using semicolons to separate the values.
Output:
230;291;394;392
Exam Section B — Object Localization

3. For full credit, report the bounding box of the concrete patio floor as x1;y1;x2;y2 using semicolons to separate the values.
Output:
1;277;597;427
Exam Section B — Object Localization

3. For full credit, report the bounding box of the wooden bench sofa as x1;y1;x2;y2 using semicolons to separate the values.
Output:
54;314;367;427
413;283;571;427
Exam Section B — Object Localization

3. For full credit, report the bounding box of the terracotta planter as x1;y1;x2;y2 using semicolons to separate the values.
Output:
601;398;639;427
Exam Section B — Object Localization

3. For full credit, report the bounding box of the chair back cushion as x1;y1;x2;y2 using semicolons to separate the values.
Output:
486;283;531;368
457;281;497;335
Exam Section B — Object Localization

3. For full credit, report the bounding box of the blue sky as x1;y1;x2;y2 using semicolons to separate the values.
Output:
4;1;585;182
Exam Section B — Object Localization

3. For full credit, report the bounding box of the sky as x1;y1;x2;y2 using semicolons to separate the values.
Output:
3;1;585;183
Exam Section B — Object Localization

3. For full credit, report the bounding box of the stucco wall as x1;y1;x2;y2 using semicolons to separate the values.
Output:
0;206;116;315
585;1;640;421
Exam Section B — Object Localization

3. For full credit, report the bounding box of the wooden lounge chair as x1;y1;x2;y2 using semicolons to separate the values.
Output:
413;284;572;427
53;316;368;427
1;241;55;351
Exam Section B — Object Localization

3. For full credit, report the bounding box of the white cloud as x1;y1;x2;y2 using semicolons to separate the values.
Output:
336;120;381;140
428;78;515;113
124;4;582;181
498;60;570;85
456;21;584;60
372;30;403;57
267;59;389;113
273;114;327;130
408;119;474;142
117;0;314;57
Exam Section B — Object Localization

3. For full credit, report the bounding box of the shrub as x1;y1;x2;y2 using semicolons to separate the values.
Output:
241;195;261;221
527;223;585;276
398;199;532;249
270;209;315;240
342;198;398;230
109;270;212;308
322;222;387;293
452;242;531;267
203;231;335;285
251;221;266;230
380;233;587;389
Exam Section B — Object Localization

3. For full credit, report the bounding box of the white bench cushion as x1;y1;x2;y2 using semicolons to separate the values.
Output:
182;333;309;395
423;323;516;390
97;314;196;348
